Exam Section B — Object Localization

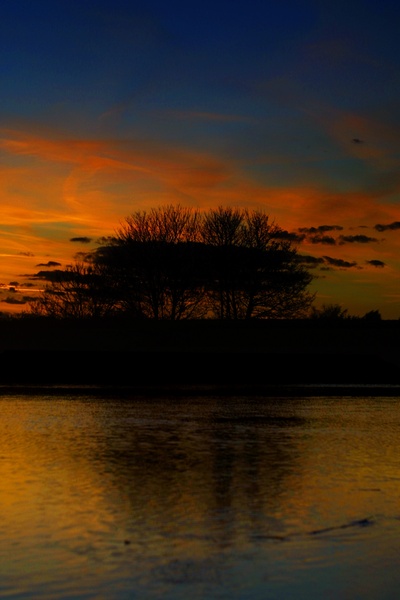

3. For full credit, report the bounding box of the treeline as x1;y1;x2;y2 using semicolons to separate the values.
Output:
30;205;318;320
28;205;384;321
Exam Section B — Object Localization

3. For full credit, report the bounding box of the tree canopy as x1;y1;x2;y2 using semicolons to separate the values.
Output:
30;205;316;320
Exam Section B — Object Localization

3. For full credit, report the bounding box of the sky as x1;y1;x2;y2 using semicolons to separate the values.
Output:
1;0;400;318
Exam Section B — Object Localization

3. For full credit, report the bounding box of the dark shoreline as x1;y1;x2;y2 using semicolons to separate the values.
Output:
1;349;399;391
0;319;398;392
0;383;399;397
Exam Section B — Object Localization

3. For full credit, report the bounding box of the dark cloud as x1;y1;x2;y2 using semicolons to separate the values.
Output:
298;225;343;234
18;251;35;256
273;230;305;242
323;256;358;268
296;255;324;267
374;221;400;232
296;225;381;248
338;235;378;244
309;235;336;245
70;237;92;243
296;225;344;246
366;259;385;268
35;261;62;267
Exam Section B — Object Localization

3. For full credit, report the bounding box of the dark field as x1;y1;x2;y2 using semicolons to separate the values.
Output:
0;318;398;390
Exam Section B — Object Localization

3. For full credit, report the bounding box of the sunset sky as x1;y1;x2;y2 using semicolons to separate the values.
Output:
1;0;400;318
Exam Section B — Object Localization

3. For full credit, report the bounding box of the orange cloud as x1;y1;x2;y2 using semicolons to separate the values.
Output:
2;126;400;236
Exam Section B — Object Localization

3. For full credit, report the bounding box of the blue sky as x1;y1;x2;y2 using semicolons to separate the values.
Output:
1;0;400;316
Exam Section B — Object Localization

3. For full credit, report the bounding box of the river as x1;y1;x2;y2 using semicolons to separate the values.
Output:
1;392;400;599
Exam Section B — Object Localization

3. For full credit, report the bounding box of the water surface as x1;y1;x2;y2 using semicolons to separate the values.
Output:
1;393;400;599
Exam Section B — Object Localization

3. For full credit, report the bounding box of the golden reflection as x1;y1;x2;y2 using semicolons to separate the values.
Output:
0;395;400;588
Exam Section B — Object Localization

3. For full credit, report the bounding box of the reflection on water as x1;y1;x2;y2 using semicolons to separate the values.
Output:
1;394;400;599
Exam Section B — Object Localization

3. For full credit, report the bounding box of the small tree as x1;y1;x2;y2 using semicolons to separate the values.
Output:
362;309;382;321
29;262;119;318
309;303;350;320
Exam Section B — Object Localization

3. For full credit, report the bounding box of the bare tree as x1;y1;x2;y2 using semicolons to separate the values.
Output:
199;206;246;318
29;262;119;318
200;207;314;319
118;204;201;243
95;205;206;319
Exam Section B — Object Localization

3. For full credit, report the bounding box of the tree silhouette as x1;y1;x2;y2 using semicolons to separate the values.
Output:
362;309;382;321
309;303;349;320
30;262;119;318
93;205;207;319
199;207;314;319
30;205;315;320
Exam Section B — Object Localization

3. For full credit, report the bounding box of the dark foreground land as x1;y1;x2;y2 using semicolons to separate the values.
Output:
0;318;398;393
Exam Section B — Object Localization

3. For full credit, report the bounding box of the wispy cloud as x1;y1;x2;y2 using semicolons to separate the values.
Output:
309;235;336;245
338;234;379;244
35;261;61;267
322;256;358;269
299;225;343;233
70;237;92;243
